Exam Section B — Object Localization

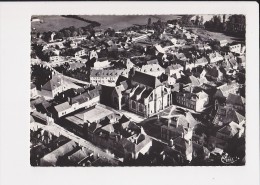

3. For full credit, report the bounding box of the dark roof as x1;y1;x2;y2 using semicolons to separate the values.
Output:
100;85;114;106
132;71;162;88
115;75;129;86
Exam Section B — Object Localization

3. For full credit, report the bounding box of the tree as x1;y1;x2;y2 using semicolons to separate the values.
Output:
147;17;152;28
200;16;204;26
63;29;71;37
72;31;78;37
195;15;200;26
54;31;64;40
77;28;84;36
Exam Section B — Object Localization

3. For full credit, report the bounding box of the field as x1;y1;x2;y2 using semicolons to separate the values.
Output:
191;28;245;43
31;15;90;32
31;15;181;32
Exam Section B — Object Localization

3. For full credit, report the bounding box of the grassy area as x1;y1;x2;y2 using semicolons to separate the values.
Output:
191;28;245;43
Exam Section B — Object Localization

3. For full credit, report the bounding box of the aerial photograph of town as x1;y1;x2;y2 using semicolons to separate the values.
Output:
30;14;246;167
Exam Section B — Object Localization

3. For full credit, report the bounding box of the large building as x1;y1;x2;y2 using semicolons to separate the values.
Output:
102;71;172;118
176;90;209;112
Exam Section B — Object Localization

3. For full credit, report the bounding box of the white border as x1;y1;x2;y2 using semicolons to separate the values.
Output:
0;2;259;185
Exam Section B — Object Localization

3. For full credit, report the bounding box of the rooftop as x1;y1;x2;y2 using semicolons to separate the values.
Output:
132;71;162;88
74;105;114;123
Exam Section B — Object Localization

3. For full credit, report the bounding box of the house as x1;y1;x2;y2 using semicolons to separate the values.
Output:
74;49;86;58
219;40;228;47
31;83;38;98
229;44;242;54
165;64;183;76
207;52;224;64
196;44;211;51
167;73;181;86
90;68;130;85
212;106;245;127
53;87;100;118
40;75;69;99
176;90;209;112
135;63;165;77
49;55;61;63
213;82;239;109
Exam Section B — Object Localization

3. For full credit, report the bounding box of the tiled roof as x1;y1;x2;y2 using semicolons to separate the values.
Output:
132;71;162;88
90;68;129;78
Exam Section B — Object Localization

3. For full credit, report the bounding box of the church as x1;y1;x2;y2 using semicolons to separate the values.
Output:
101;71;172;118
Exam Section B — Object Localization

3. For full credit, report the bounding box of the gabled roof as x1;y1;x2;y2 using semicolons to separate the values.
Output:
214;106;245;125
41;75;62;91
132;71;162;88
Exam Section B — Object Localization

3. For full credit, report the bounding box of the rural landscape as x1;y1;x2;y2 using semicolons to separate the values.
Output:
30;14;246;166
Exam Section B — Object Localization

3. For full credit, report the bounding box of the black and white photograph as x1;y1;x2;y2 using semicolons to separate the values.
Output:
30;14;246;167
0;1;259;185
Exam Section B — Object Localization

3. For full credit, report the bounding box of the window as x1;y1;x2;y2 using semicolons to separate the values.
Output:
132;101;136;109
139;104;144;112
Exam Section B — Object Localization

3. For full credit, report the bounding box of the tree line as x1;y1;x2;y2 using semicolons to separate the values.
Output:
204;14;245;37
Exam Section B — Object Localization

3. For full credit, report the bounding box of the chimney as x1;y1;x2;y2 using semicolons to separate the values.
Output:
181;132;184;138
